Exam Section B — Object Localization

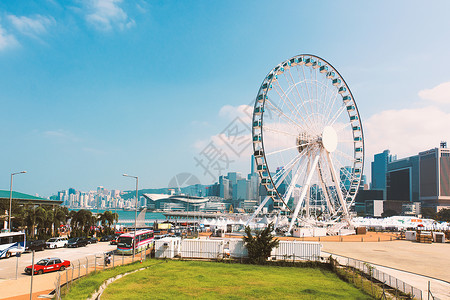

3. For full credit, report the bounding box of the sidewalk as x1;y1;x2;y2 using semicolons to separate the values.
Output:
0;252;140;299
321;240;450;300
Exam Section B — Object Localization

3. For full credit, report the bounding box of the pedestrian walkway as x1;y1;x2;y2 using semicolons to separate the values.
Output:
0;251;142;299
322;246;450;299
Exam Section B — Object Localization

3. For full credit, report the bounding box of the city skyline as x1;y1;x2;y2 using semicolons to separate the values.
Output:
2;1;450;197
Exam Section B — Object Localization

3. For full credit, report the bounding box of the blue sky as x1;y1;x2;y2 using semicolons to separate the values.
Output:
1;0;450;197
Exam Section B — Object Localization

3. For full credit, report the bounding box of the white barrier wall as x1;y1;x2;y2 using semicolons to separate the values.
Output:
155;237;181;259
228;239;248;258
293;227;327;237
181;239;224;259
179;239;321;261
270;241;321;260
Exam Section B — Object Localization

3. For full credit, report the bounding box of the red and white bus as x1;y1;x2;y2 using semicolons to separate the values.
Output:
116;229;154;255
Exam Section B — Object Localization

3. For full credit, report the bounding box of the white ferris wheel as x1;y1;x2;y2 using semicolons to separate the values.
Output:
251;54;364;232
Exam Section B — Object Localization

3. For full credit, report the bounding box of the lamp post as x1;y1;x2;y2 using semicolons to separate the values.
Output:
9;171;27;232
123;174;138;260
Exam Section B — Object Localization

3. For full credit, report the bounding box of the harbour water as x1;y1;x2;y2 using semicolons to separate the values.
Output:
69;208;166;222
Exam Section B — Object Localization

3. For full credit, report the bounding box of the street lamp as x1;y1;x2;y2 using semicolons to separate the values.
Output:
9;171;27;232
123;173;138;260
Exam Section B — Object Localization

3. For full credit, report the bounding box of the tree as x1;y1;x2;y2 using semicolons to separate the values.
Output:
71;209;94;236
243;223;279;264
381;209;398;218
436;208;450;222
421;207;437;219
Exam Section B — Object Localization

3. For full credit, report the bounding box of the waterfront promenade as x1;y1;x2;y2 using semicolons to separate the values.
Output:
321;240;450;299
1;234;448;299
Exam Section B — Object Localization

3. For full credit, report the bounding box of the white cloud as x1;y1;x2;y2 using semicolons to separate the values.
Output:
219;104;253;123
364;106;450;160
84;0;135;31
0;25;19;50
43;129;80;142
8;15;55;38
418;81;450;104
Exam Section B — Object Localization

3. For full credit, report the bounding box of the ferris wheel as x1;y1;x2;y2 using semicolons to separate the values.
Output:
251;54;364;232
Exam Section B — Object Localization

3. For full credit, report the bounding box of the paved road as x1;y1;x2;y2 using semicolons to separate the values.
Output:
0;242;116;280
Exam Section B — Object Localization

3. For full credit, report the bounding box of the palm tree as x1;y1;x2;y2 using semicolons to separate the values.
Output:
112;212;119;231
48;206;68;236
71;209;94;236
34;206;48;239
98;211;116;235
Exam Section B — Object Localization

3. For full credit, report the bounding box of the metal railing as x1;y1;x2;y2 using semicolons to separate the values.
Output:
48;245;433;300
53;248;151;299
340;256;423;299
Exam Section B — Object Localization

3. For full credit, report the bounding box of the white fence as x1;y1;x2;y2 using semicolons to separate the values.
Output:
175;239;321;261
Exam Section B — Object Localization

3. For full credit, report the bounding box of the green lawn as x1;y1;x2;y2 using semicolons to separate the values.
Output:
100;260;372;300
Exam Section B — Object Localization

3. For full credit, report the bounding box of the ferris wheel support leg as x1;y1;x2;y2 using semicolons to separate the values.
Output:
317;162;336;215
325;152;350;221
246;196;271;226
287;153;321;233
247;155;303;227
306;152;312;219
283;163;303;206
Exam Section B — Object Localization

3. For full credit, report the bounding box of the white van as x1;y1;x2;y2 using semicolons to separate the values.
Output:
46;237;68;249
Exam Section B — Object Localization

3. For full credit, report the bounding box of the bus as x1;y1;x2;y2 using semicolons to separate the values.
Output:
0;231;26;258
117;229;154;255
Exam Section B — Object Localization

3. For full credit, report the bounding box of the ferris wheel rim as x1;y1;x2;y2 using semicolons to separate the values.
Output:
252;54;364;223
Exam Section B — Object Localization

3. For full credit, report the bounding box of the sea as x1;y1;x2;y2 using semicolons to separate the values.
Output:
68;208;166;223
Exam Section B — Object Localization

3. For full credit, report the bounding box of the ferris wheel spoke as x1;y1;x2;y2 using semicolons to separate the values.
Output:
324;90;341;124
314;68;321;129
264;143;311;157
333;149;355;163
334;121;352;133
331;152;355;184
285;69;316;127
263;125;299;138
318;72;331;115
264;99;306;131
299;66;318;127
269;150;305;185
327;104;347;127
325;152;350;219
272;81;312;130
330;150;354;177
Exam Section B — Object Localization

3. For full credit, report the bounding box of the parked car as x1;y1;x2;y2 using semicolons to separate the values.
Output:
24;257;70;275
88;237;98;244
154;234;168;240
67;237;89;248
100;235;113;242
46;237;68;249
25;240;46;252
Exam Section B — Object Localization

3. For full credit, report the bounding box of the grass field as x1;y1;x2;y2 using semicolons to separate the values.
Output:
100;260;372;299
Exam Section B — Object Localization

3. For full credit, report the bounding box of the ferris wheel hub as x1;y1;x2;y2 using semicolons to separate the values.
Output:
322;126;338;153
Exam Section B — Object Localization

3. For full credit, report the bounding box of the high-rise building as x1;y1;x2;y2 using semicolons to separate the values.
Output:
236;179;250;200
219;176;230;199
371;150;396;198
386;155;419;202
419;143;450;209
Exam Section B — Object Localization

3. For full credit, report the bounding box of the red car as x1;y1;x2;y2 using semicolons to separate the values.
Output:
24;257;70;275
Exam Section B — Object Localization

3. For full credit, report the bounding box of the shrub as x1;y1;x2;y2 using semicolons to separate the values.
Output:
243;223;279;264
